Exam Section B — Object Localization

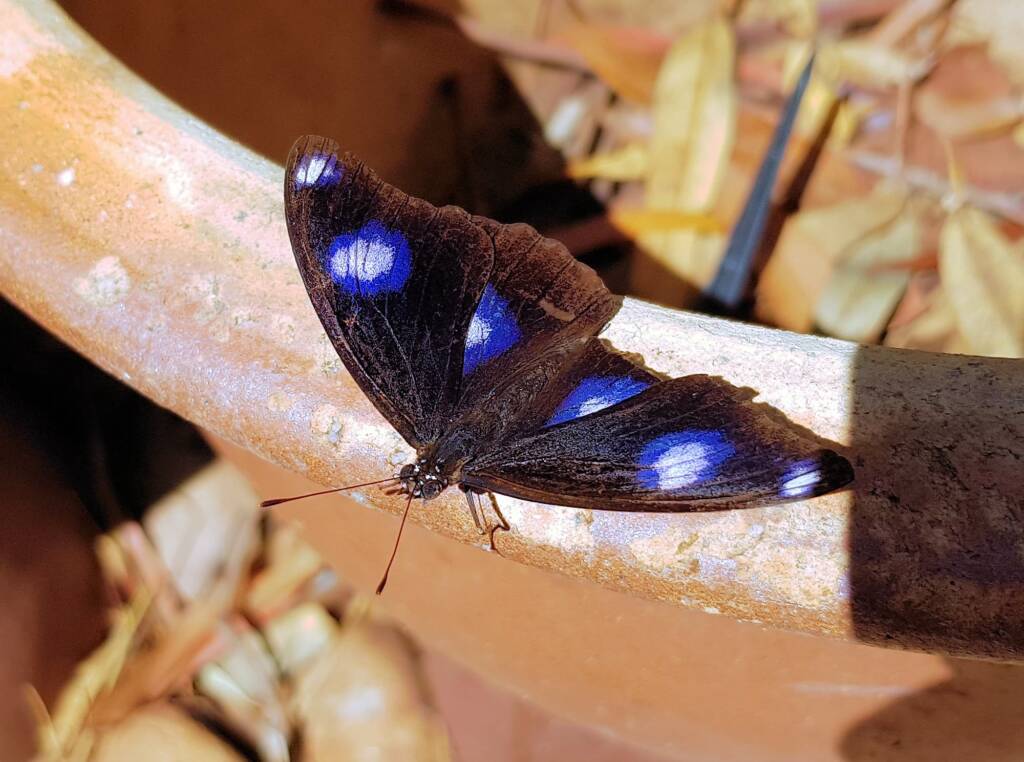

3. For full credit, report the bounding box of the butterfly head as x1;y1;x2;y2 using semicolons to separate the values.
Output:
398;460;448;501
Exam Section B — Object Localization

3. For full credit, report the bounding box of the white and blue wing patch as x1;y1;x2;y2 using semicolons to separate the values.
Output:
779;458;826;499
546;375;651;427
463;284;521;376
326;220;412;296
293;151;342;190
637;430;735;490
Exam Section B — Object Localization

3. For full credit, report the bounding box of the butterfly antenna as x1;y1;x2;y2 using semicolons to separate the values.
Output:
260;477;400;509
375;491;415;595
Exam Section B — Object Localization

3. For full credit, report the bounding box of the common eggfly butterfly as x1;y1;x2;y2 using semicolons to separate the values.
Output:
283;136;853;582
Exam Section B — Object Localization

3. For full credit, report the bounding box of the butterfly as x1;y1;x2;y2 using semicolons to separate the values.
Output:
282;135;853;590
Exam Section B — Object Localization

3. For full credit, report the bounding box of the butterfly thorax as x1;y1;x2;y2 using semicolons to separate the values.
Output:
398;459;450;501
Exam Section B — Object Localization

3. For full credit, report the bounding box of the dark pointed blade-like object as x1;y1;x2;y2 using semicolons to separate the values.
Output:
703;51;816;312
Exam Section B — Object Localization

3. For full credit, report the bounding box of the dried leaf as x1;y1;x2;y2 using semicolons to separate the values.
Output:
819;39;933;89
37;591;152;759
782;43;862;146
739;0;817;38
291;624;451;762
1014;122;1024;149
635;16;736;301
611;207;723;236
90;593;229;725
646;17;735;213
816;206;919;342
756;183;908;331
568;142;649;180
885;280;970;353
939;206;1024;357
245;524;324;620
91;704;244;762
913;45;1022;139
196;629;290;762
868;0;948;47
561;23;668;104
144;461;260;601
263;602;337;676
948;0;1024;86
916;89;1021;139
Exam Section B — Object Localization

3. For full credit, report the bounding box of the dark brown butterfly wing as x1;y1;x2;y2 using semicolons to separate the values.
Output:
285;136;616;452
462;367;853;511
285;136;492;446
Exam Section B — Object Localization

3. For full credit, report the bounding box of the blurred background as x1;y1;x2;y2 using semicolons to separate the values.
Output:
4;0;1024;760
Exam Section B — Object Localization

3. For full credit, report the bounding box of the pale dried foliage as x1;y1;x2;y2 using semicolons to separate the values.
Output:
29;462;450;762
461;0;1024;357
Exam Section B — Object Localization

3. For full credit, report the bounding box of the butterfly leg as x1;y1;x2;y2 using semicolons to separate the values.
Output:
461;486;488;535
460;486;511;552
485;492;511;553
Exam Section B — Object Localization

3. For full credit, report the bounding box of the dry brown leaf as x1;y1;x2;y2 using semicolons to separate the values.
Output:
263;602;337;676
542;80;609;158
819;39;933;90
913;45;1022;140
36;591;152;760
756;182;908;331
780;43;862;147
635;16;736;302
291;624;451;762
568;142;649;180
90;594;230;726
915;89;1021;139
646;16;735;215
1014;122;1024;149
948;0;1024;85
885;281;970;353
196;629;290;762
939;205;1024;357
738;0;817;38
91;704;244;762
611;207;723;236
144;461;260;602
561;23;668;104
245;524;324;620
869;0;948;47
815;204;920;342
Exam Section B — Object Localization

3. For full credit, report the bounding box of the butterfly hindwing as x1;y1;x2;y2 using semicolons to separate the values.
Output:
498;337;660;434
428;217;619;459
462;369;853;510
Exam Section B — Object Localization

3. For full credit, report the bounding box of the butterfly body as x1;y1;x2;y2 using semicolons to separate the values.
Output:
284;136;853;520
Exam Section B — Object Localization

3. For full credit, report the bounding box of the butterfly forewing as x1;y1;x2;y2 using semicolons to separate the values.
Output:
285;136;493;447
287;136;620;456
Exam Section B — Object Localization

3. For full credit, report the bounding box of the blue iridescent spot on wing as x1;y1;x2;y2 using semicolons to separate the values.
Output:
325;220;412;296
637;430;734;490
779;458;825;499
545;375;651;427
293;151;342;190
463;284;521;376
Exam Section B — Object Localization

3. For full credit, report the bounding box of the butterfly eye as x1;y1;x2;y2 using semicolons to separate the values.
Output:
399;464;416;479
421;479;444;500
